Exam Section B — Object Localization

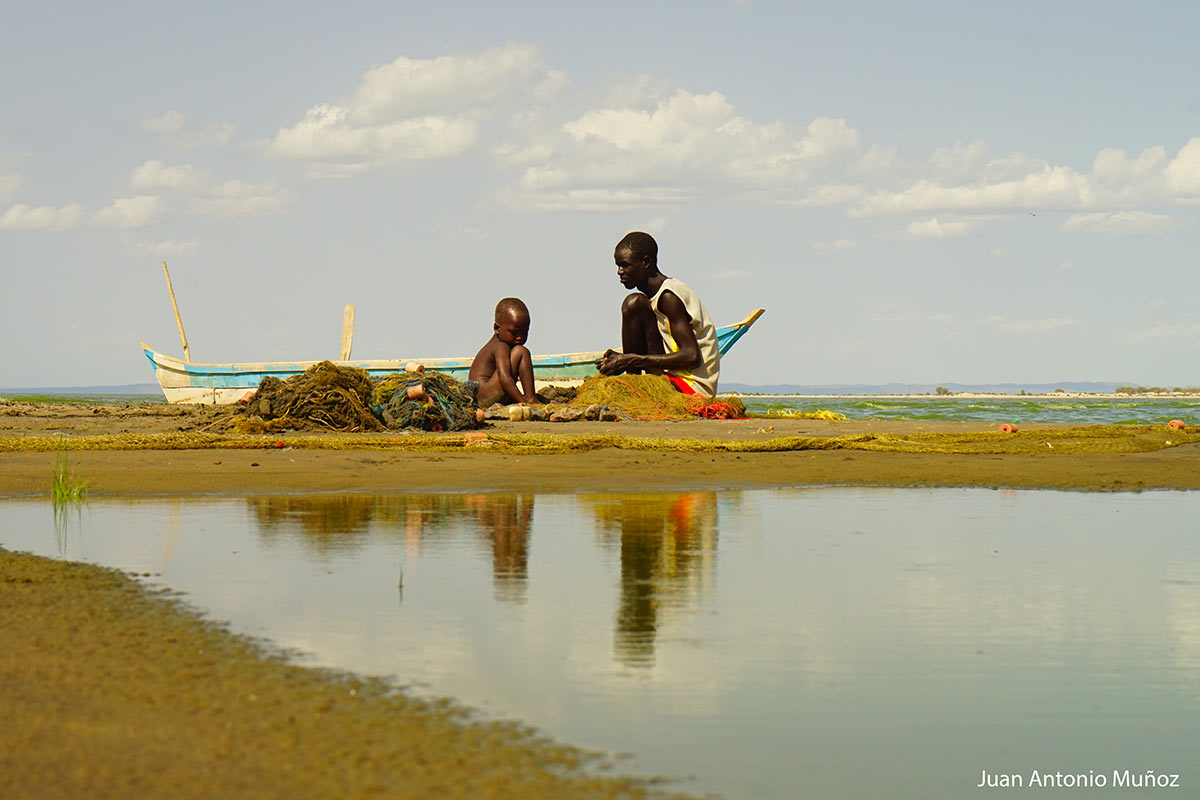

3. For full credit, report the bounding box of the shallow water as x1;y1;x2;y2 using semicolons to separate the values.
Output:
4;489;1199;798
742;395;1200;425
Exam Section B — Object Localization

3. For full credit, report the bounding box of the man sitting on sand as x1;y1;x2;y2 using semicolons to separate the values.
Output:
469;297;538;407
597;231;720;396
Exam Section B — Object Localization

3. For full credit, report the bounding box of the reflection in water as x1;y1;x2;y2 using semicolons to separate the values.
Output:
5;489;1200;800
587;493;720;667
246;493;533;602
463;494;532;603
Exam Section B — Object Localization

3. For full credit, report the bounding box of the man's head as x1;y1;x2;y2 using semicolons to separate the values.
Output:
494;297;530;346
614;231;659;289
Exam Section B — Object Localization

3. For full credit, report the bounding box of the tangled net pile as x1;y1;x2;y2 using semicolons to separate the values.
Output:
241;362;382;432
570;375;747;420
374;371;483;432
237;362;482;433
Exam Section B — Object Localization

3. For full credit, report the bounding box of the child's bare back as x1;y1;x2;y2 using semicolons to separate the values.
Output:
469;298;536;407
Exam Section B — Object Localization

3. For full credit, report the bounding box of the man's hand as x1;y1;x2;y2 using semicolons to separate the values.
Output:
597;349;631;375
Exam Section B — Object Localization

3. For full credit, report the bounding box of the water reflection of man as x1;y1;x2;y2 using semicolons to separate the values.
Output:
590;492;719;667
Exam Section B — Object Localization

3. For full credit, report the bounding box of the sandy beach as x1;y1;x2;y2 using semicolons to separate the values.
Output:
3;400;1199;798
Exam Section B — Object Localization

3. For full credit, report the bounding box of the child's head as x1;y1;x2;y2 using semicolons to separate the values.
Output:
494;297;530;346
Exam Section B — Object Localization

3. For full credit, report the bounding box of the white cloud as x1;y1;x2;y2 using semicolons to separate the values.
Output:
0;202;84;230
190;179;293;217
137;110;234;149
854;166;1090;217
904;216;978;239
924;140;1049;186
131;160;209;192
268;104;479;165
1061;211;1177;236
852;138;1200;218
0;173;19;200
267;43;565;173
1129;321;1200;342
814;238;858;251
93;195;165;228
348;42;566;123
1163;138;1200;200
499;86;864;209
990;316;1081;334
137;111;186;135
134;237;199;257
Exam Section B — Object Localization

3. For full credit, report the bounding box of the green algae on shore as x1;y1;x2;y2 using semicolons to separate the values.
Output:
0;547;688;800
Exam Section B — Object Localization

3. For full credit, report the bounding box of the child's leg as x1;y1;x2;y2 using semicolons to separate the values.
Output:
476;374;506;408
509;344;535;402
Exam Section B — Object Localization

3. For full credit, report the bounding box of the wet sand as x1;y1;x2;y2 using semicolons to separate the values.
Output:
0;550;670;800
3;401;1198;797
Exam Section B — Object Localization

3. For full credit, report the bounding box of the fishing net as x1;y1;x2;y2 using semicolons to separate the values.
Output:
570;375;747;420
373;371;483;432
235;363;483;432
240;362;383;432
8;424;1197;455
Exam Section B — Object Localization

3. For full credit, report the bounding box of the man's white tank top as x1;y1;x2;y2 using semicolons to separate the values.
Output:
649;277;721;396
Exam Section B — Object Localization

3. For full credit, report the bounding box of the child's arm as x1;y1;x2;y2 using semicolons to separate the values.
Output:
493;344;530;404
514;348;537;404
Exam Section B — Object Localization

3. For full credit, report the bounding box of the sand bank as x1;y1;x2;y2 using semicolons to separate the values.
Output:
2;401;1198;494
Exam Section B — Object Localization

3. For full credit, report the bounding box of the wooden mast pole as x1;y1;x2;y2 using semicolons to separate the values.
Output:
161;260;191;363
340;303;356;361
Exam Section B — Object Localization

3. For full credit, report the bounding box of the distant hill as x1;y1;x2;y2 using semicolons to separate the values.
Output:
0;383;162;396
722;381;1130;395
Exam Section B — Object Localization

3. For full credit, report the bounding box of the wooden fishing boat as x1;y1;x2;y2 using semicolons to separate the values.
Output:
142;308;765;404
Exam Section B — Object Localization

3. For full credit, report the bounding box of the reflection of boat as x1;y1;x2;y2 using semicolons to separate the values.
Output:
142;309;765;404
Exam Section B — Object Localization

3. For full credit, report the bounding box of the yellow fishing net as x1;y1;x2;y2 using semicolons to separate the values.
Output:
570;375;747;420
5;425;1195;455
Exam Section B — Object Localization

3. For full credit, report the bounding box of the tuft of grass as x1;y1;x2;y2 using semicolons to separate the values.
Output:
51;441;91;504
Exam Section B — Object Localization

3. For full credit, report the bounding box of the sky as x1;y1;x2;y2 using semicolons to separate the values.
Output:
3;0;1200;389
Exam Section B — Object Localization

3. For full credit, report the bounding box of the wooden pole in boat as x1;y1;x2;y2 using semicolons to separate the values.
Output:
161;260;191;363
340;303;355;361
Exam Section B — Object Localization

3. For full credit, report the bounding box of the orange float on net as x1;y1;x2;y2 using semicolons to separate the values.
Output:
406;384;426;401
999;423;1018;433
1167;419;1186;430
405;362;425;373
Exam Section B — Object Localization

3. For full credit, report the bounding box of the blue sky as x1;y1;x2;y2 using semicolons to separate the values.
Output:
3;1;1199;388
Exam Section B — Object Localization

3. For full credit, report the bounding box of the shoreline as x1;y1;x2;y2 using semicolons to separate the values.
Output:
733;392;1200;400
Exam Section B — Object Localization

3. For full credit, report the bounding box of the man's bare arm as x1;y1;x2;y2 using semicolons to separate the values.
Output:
597;291;700;375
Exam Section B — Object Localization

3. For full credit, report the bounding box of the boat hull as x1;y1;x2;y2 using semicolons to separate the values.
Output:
143;309;764;404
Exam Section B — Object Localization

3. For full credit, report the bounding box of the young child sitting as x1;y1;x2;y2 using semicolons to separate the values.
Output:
469;297;537;407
